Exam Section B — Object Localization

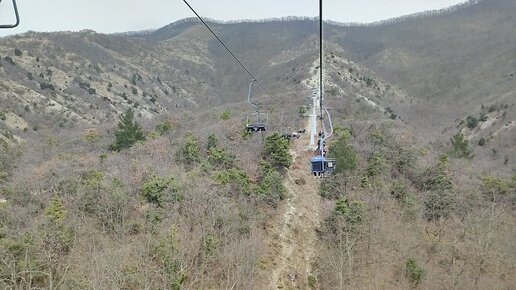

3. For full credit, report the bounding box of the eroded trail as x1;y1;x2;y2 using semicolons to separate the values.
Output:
259;125;322;289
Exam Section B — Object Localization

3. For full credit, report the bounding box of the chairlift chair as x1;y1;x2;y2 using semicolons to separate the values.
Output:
310;128;337;176
310;155;336;175
0;0;20;29
311;132;336;175
245;79;268;132
246;112;268;132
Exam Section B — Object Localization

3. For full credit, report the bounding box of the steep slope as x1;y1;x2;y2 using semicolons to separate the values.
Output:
328;0;516;139
259;119;322;289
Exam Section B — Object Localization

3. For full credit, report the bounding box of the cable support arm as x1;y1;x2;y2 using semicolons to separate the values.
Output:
247;79;259;112
0;0;20;29
322;107;334;141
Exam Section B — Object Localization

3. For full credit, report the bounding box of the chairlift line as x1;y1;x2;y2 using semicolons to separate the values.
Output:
319;0;324;118
246;79;268;132
182;0;337;175
182;0;280;104
310;0;338;177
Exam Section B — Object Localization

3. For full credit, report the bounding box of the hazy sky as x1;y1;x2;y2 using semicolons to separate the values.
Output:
0;0;466;37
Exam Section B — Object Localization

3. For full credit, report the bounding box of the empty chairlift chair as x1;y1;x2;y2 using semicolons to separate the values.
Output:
246;111;268;132
245;79;268;132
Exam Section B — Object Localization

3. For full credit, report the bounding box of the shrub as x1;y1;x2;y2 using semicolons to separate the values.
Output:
81;128;102;144
307;275;317;288
39;82;55;91
256;161;287;205
78;81;96;95
213;168;251;195
141;174;181;207
367;152;387;177
369;130;385;146
478;137;486;146
201;234;219;258
206;134;218;152
81;169;104;189
263;133;292;169
298;106;307;117
331;133;357;174
391;181;408;200
449;132;472;159
207;147;234;169
424;191;455;221
219;109;231;120
178;133;200;166
111;108;145;151
405;258;424;287
479;112;488;122
44;195;66;222
418;155;454;192
480;176;509;201
427;170;453;191
328;196;367;230
155;119;172;135
0;111;6;121
360;175;370;188
3;56;15;65
401;192;417;219
466;116;478;129
395;147;417;174
153;227;186;289
14;48;22;56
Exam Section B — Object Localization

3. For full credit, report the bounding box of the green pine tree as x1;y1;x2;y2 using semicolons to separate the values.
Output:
331;134;357;174
44;195;66;222
111;108;145;151
206;134;218;152
178;132;200;166
263;133;292;169
449;132;472;159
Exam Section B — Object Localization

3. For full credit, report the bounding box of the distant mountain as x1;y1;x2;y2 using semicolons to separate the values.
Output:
0;0;513;174
328;0;515;137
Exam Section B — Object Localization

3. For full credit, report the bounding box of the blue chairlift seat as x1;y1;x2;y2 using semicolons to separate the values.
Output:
310;155;336;174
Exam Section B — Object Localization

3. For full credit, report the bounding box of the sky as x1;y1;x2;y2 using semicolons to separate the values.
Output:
0;0;466;37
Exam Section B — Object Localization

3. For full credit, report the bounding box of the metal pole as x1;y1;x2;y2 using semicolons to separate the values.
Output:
309;90;317;147
319;0;323;118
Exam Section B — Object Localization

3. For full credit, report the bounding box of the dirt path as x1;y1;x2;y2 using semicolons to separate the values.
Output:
259;123;322;289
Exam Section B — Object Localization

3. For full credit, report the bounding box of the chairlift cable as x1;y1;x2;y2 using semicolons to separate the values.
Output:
182;0;280;104
319;0;324;118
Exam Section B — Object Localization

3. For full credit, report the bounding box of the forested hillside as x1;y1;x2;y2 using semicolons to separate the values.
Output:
0;0;514;288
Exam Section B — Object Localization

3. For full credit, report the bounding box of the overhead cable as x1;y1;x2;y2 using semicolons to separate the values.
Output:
182;0;280;104
319;0;324;118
